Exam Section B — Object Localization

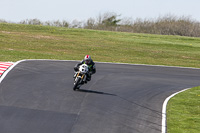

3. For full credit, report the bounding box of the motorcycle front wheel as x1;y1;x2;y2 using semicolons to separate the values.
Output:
73;77;81;91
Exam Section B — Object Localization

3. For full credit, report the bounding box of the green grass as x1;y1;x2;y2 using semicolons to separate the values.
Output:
1;23;200;68
167;87;200;133
0;23;200;132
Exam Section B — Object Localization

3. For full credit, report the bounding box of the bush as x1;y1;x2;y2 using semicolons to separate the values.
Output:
2;13;200;37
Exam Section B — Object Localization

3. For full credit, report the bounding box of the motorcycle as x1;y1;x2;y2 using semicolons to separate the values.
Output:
73;64;89;91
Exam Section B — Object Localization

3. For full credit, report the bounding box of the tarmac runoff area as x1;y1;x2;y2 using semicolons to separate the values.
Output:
0;60;200;133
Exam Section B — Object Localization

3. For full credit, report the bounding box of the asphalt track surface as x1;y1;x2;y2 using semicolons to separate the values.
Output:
0;60;200;133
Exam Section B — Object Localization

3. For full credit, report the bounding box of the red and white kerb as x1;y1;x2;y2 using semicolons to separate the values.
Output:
0;62;14;77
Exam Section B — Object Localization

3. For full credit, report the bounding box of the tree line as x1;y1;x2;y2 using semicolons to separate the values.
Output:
1;12;200;37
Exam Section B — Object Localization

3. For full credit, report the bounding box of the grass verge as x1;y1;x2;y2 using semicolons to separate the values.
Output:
1;23;200;68
167;87;200;133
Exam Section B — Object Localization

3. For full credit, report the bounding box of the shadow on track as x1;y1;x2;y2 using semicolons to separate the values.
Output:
77;88;161;115
73;87;162;132
76;89;162;132
77;89;116;96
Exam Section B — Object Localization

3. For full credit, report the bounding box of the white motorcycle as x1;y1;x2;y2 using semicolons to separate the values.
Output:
73;64;89;91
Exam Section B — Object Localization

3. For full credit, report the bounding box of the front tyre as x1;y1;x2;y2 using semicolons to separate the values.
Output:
73;78;81;91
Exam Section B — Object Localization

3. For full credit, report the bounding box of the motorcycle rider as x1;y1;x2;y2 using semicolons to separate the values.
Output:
74;55;96;83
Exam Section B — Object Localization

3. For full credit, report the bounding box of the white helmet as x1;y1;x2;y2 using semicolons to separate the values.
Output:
84;55;91;64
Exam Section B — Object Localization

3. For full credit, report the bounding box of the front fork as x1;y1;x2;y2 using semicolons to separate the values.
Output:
74;73;86;82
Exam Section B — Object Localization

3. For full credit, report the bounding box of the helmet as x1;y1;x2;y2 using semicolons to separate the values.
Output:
84;55;91;64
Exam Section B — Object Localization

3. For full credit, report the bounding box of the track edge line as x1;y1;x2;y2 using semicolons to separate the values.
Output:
161;88;190;133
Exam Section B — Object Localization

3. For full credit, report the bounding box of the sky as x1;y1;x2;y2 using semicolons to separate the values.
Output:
0;0;200;22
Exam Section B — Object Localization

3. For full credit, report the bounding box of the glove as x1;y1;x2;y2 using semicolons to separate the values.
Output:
74;67;79;71
89;72;93;75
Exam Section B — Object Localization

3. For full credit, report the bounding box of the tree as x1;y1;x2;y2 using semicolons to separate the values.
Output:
0;19;7;23
85;18;96;29
95;12;121;30
102;15;121;26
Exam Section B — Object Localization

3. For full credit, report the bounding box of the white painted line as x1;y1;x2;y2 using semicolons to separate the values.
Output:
16;59;200;70
161;88;190;133
95;61;200;70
